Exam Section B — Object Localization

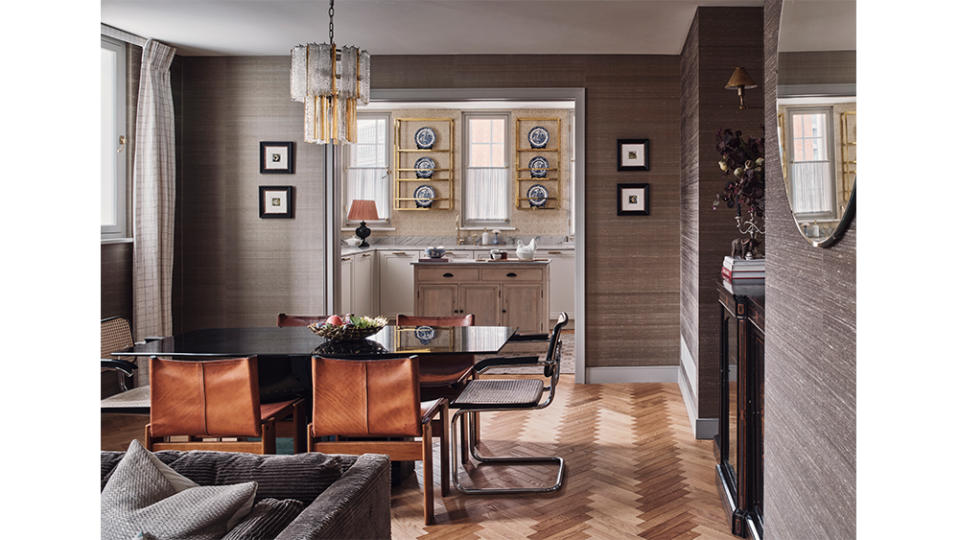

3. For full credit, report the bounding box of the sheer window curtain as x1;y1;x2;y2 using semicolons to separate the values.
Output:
133;39;176;385
790;161;833;214
346;168;389;221
465;167;508;222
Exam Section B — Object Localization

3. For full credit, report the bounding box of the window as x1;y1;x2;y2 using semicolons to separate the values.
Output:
345;114;390;224
463;113;509;225
786;108;835;218
101;36;127;239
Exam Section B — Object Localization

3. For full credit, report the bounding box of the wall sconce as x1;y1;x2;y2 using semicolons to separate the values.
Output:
725;67;757;110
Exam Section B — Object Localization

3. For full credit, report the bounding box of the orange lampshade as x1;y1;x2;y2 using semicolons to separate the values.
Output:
347;199;379;221
725;67;757;90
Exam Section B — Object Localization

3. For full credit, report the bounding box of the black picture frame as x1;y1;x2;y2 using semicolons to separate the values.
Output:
617;183;650;216
259;186;295;219
260;141;295;174
617;139;650;171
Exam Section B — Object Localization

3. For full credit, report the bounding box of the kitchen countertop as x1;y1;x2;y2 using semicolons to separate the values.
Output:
341;243;574;257
411;259;551;265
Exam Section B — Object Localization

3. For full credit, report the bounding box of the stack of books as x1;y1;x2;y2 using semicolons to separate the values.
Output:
722;256;765;296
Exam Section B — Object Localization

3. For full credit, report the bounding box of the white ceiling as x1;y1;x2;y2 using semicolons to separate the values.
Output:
779;0;856;52
101;0;765;56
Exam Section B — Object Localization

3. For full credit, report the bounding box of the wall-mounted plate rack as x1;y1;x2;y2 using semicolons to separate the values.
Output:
393;117;455;211
514;116;562;210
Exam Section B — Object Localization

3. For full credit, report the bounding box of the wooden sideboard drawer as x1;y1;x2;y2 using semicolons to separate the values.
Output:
417;267;479;282
480;267;543;282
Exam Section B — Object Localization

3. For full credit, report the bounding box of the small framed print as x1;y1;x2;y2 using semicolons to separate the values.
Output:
617;139;649;171
259;186;294;219
260;141;295;174
617;183;650;216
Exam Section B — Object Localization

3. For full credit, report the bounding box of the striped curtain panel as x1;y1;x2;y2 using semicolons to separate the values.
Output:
133;39;176;381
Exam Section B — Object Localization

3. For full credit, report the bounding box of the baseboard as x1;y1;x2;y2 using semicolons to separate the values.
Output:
680;335;697;400
585;366;678;384
679;368;719;439
696;417;719;440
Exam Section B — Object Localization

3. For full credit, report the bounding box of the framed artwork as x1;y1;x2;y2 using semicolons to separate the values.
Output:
617;183;650;216
259;186;294;218
260;141;295;174
617;139;649;171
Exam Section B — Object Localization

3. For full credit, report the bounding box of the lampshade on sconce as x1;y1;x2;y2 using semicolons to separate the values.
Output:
725;67;758;110
347;200;379;248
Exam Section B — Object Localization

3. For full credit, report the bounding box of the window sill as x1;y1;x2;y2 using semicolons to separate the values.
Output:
101;237;133;245
341;226;396;232
458;226;517;231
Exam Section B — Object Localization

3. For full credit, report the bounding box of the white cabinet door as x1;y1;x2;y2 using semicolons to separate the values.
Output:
545;250;575;320
378;250;417;317
340;255;353;314
352;251;374;315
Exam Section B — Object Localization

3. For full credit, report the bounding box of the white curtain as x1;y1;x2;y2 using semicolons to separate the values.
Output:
465;167;508;222
346;168;389;220
133;39;176;363
790;161;833;214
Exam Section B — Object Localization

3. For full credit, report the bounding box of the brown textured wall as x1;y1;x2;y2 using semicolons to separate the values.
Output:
175;57;327;332
680;8;765;422
101;243;133;321
372;54;682;368
764;0;857;537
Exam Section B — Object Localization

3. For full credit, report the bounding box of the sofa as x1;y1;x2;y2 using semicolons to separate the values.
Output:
100;448;391;539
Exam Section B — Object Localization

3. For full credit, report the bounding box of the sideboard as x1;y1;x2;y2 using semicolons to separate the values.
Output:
716;283;765;539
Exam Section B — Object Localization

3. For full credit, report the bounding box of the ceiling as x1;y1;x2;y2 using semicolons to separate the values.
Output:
101;0;765;56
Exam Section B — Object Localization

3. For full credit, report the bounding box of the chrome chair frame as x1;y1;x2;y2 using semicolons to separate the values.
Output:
449;312;568;494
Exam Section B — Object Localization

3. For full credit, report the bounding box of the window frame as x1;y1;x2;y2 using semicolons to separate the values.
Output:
343;112;392;227
461;111;511;227
101;35;128;240
784;106;837;221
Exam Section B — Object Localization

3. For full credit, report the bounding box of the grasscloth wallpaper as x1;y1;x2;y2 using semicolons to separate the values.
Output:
371;54;683;369
764;0;857;537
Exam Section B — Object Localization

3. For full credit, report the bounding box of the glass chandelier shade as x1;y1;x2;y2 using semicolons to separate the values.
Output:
290;43;370;144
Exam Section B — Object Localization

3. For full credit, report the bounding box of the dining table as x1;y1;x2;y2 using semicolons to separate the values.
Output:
106;324;517;410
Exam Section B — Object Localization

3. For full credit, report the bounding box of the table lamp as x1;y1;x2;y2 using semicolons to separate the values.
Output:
347;200;379;248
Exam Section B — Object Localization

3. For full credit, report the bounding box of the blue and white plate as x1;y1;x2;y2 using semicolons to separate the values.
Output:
414;157;435;179
415;127;436;149
528;126;550;148
527;184;549;207
413;184;436;208
528;156;549;178
414;325;436;344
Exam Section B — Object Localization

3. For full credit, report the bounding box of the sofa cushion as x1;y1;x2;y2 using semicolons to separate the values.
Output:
223;498;305;540
101;440;257;540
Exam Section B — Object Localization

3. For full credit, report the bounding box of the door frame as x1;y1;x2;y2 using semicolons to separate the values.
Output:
327;87;587;383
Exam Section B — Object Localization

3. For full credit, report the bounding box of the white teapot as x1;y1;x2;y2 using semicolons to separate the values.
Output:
515;238;537;260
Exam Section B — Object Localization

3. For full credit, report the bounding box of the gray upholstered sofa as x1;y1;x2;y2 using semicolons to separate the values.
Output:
100;448;391;539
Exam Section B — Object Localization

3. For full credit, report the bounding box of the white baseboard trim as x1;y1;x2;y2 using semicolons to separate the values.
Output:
585;366;678;384
696;417;719;440
680;335;697;401
679;367;719;439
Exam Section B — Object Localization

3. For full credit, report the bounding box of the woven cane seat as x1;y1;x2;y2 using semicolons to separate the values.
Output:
452;379;545;410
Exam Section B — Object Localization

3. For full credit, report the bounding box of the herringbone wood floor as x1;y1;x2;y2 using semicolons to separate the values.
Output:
101;376;736;540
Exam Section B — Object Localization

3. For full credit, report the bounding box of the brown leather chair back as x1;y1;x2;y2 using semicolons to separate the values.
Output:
311;356;422;438
150;356;262;438
101;317;134;357
396;314;474;327
277;314;329;327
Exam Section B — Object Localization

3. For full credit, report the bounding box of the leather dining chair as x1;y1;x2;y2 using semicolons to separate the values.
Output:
309;355;449;525
145;356;304;454
277;313;329;327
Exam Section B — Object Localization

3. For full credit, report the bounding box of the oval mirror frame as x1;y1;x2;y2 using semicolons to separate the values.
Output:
777;0;856;248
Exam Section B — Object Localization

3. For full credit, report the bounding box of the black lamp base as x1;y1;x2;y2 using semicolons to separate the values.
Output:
355;221;371;248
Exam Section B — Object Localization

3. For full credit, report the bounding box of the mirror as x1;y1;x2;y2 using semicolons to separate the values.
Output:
777;0;856;248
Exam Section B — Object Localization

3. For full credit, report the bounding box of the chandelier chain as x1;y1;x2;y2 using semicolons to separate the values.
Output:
329;0;335;44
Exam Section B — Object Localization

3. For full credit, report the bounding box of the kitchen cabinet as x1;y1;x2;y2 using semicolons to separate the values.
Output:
414;261;549;333
378;250;417;317
352;251;374;315
544;250;575;320
339;255;353;313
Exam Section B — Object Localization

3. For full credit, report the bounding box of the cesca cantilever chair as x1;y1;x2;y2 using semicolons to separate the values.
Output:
450;312;569;494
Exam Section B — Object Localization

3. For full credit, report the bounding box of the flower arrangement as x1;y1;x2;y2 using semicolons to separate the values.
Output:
712;128;765;219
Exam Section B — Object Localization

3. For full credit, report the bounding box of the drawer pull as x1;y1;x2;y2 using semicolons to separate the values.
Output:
361;253;371;257
548;251;563;255
341;257;351;261
392;252;408;256
443;272;454;278
506;272;517;278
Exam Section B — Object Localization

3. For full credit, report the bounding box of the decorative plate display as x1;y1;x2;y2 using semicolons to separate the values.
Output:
528;156;549;178
415;127;436;149
414;325;436;344
527;184;549;207
528;126;550;148
414;157;436;179
413;184;436;208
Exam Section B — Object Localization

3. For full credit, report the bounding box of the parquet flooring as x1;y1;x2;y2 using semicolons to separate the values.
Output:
100;376;736;539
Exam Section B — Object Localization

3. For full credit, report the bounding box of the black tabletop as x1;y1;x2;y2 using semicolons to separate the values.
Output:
113;325;517;359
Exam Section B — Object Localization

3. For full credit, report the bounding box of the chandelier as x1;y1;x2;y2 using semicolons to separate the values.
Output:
290;0;370;144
